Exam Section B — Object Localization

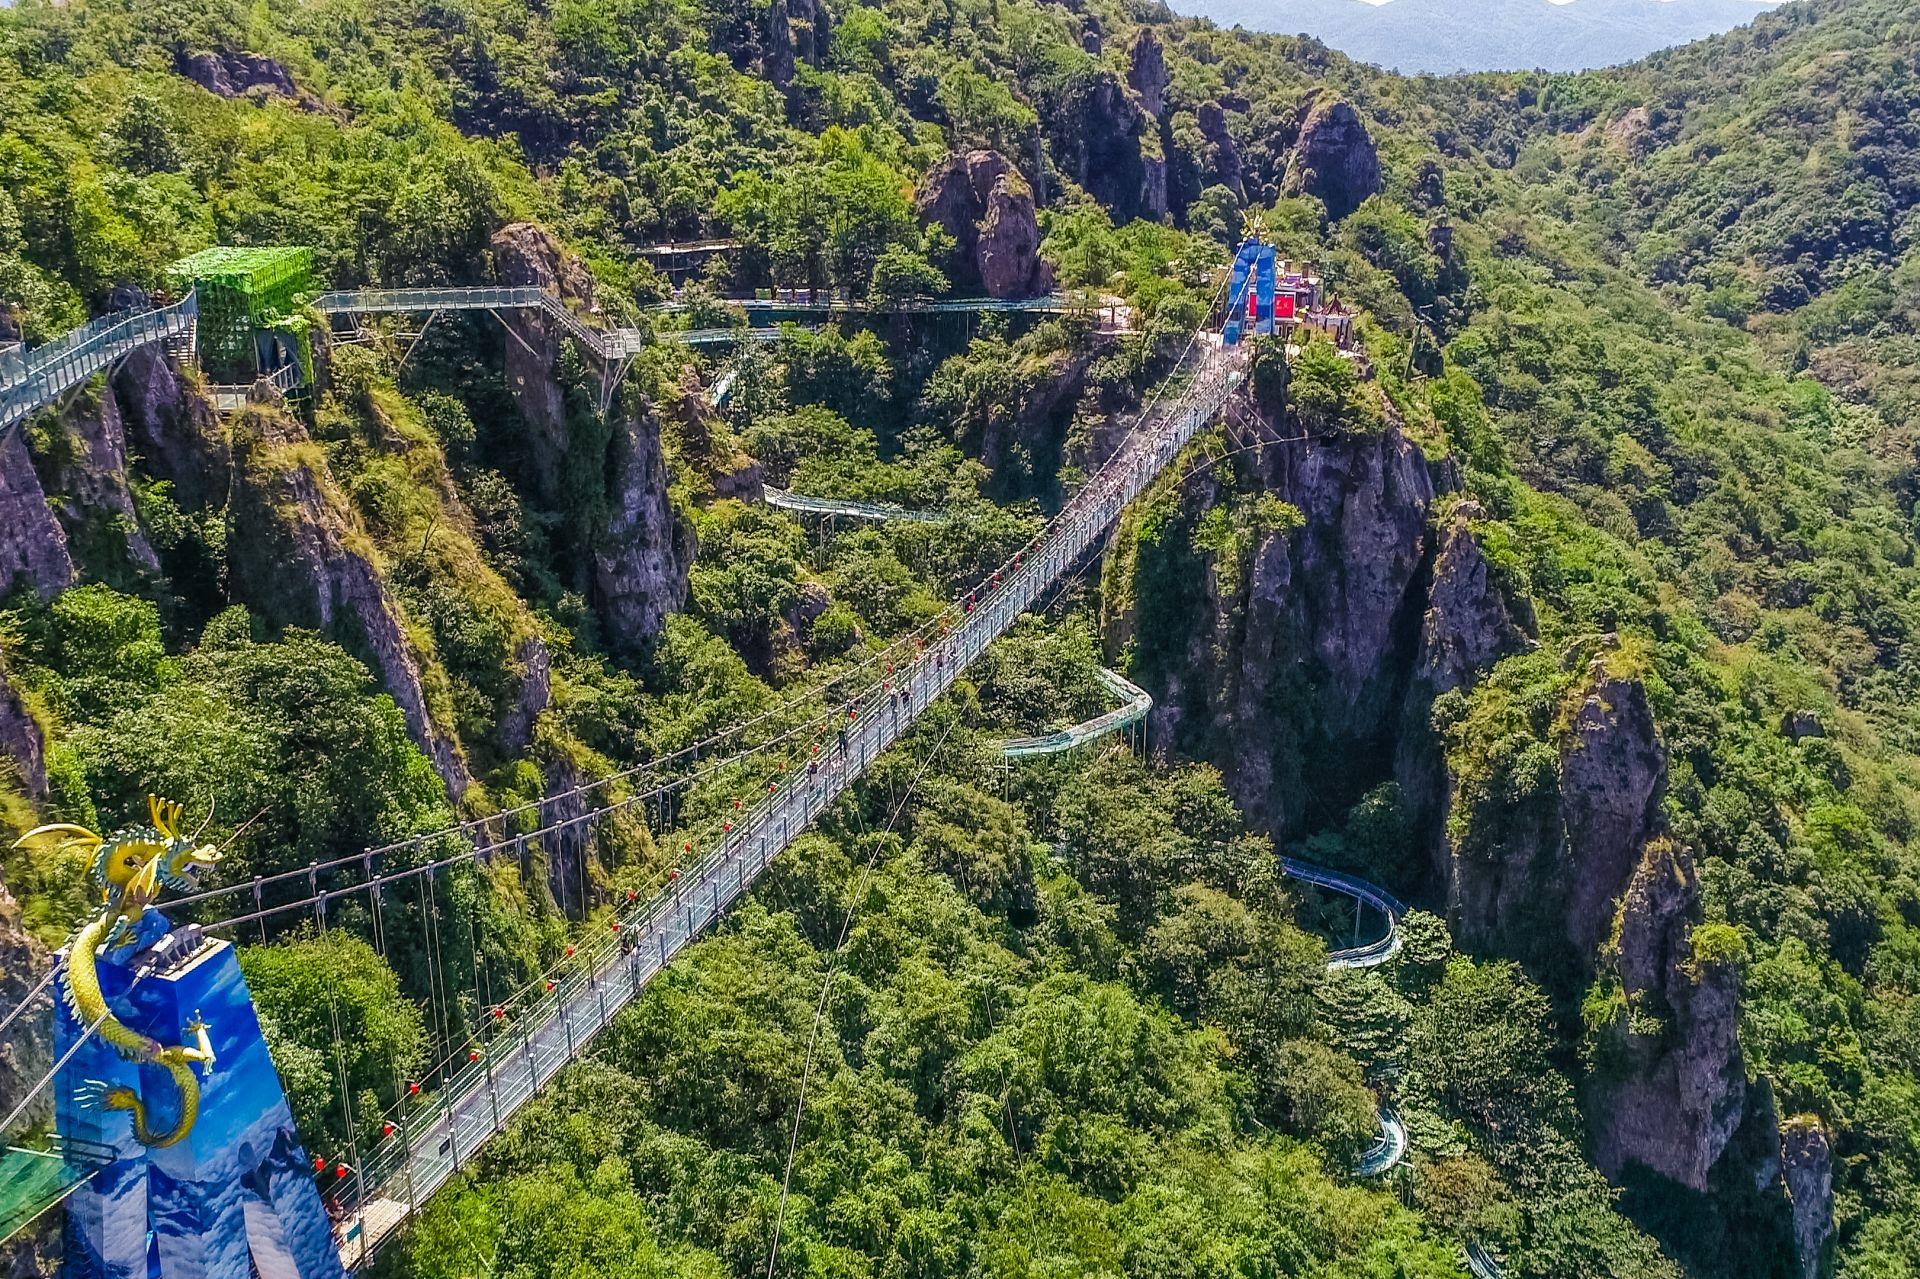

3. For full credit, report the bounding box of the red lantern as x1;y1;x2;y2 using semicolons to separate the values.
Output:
769;782;778;794
565;945;576;957
408;1082;420;1095
724;822;732;832
382;1122;395;1138
669;869;680;881
335;1164;348;1179
734;798;743;810
313;1155;326;1171
492;1007;503;1019
469;1049;480;1062
545;980;555;992
812;744;820;754
610;920;621;932
627;889;637;901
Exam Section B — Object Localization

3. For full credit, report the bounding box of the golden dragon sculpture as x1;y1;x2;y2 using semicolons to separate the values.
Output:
15;796;223;1148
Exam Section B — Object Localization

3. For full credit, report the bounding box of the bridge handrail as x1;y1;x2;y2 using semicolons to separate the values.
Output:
1001;668;1152;758
762;485;947;524
1279;856;1407;970
1354;1106;1407;1178
0;293;198;431
331;346;1245;1263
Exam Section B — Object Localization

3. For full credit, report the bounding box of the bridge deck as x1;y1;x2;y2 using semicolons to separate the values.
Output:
333;350;1244;1263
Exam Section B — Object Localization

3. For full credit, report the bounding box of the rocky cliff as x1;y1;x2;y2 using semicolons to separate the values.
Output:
36;384;161;581
1108;398;1445;838
596;401;696;648
226;401;474;799
0;864;50;1132
1584;838;1747;1191
0;655;47;802
1780;1116;1835;1279
1394;505;1536;861
113;342;227;512
0;428;74;600
491;222;602;503
1284;95;1383;220
916;150;1049;299
1443;655;1668;982
490;222;694;650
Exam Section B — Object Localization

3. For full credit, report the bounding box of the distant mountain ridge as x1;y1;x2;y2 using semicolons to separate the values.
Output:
1169;0;1787;73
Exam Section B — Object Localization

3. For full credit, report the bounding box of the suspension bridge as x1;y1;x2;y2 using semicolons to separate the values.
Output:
0;334;1247;1267
2;252;1414;1267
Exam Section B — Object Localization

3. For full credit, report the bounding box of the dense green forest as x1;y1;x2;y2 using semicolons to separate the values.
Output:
2;1;1919;1278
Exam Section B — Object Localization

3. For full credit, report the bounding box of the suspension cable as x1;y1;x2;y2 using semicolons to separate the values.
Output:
765;709;960;1279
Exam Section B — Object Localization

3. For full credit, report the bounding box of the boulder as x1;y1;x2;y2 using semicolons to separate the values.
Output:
1284;95;1382;220
226;404;473;800
1585;839;1747;1191
1127;29;1169;118
916;150;1048;299
176;48;297;99
0;427;73;599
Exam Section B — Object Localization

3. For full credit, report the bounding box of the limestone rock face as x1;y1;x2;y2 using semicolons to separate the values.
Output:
490;222;599;502
227;405;473;800
1284;95;1382;219
0;427;73;599
42;385;161;578
1127;29;1169;117
1780;1118;1835;1279
176;48;297;99
1394;511;1536;858
916;151;1048;299
594;405;695;650
0;657;45;800
1198;101;1246;201
1586;839;1746;1191
113;344;226;511
0;865;51;1133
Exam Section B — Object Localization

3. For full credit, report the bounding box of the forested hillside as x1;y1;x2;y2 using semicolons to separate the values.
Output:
0;1;1916;1279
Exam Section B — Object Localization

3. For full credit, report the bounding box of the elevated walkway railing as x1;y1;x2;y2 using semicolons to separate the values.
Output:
1280;856;1407;970
1001;668;1151;758
0;293;199;431
332;347;1245;1265
1353;1107;1407;1178
762;485;947;524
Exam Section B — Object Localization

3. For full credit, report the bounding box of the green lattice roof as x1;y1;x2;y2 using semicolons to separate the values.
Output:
167;246;314;296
